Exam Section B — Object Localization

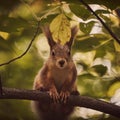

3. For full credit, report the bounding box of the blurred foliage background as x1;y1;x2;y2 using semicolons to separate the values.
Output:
0;0;120;120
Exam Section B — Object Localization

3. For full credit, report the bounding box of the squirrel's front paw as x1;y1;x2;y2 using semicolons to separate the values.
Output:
49;88;59;103
60;91;70;103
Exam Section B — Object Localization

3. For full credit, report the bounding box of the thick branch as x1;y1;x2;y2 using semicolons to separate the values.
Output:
79;0;120;44
0;87;120;118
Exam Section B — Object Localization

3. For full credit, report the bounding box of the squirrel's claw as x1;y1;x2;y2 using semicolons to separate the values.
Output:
60;91;70;103
49;88;59;103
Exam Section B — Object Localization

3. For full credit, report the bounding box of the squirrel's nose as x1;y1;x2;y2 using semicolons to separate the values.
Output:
59;60;65;67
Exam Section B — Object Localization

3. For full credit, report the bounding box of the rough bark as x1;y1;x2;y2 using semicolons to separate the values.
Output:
0;87;120;118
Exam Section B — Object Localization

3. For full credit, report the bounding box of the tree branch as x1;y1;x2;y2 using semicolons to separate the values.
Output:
0;21;40;67
0;87;120;118
79;0;120;45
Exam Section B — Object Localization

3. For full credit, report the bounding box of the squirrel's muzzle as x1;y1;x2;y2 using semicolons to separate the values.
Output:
56;58;67;69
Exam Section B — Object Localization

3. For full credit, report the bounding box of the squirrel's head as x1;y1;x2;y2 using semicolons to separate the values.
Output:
42;26;78;69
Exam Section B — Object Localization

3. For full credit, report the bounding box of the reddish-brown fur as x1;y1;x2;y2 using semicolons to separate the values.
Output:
32;26;79;120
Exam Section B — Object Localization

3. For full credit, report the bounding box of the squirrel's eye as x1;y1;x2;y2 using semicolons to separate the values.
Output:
51;50;55;56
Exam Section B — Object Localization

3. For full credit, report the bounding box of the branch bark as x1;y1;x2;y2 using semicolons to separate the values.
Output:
0;87;120;118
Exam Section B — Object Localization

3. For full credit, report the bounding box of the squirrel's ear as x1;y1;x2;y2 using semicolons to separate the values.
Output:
66;26;78;49
42;25;56;49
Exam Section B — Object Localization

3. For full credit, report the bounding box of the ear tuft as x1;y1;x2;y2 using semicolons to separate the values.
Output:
42;25;56;49
66;26;78;49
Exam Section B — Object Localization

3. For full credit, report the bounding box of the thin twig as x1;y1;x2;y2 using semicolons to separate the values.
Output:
0;87;120;118
0;21;40;67
79;0;120;45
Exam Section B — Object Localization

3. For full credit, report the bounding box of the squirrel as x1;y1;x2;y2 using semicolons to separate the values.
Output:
32;25;79;120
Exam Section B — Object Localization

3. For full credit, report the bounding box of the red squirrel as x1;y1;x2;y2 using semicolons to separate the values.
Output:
32;26;79;120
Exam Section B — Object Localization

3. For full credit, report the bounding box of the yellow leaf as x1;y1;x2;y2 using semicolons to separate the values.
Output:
50;14;71;45
107;82;120;97
0;31;9;40
114;41;120;52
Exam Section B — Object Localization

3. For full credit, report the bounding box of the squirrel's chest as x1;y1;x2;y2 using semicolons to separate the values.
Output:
51;69;69;89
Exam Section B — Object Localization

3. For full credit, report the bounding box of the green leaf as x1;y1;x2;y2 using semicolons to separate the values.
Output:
78;0;120;10
78;73;97;80
69;4;91;20
65;0;120;10
79;21;95;34
73;36;101;52
95;9;111;14
0;16;30;33
0;37;13;51
108;82;120;96
95;46;106;58
99;14;113;28
50;14;71;44
40;14;58;25
64;0;82;4
114;41;120;52
112;27;120;39
38;6;60;19
95;40;114;58
73;33;112;53
90;65;107;76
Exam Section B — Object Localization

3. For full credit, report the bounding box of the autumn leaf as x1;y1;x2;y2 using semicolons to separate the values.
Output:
50;14;71;45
